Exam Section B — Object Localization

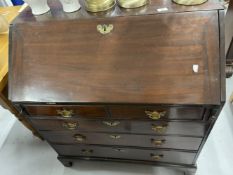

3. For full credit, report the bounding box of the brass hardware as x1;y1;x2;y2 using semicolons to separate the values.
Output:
113;148;125;152
103;121;120;127
150;154;164;161
110;134;121;139
85;0;116;12
57;109;74;118
145;110;166;120
117;0;149;9
172;0;207;5
73;134;86;142
151;139;166;146
62;122;78;130
97;24;114;35
81;149;93;155
151;124;168;133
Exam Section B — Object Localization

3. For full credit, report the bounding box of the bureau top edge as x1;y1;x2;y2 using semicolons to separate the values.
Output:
12;0;224;24
11;101;222;108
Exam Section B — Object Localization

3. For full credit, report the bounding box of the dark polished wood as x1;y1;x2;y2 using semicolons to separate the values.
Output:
57;156;197;175
41;131;202;150
29;118;208;136
24;104;204;120
10;9;221;105
24;105;107;118
0;79;42;139
9;0;226;174
53;144;196;165
109;106;204;119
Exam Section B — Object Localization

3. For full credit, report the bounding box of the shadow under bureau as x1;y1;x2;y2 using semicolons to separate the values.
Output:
8;0;226;174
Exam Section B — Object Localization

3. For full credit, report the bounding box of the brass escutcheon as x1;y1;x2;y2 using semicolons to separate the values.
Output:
103;121;120;127
145;110;166;120
62;122;78;130
73;134;86;142
113;148;125;152
97;24;113;35
57;109;74;118
150;154;164;161
110;134;121;139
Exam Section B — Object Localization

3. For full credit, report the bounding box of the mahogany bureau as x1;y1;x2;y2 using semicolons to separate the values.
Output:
9;0;226;174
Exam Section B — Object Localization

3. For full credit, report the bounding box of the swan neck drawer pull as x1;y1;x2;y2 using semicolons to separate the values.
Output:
73;134;86;142
103;121;120;127
151;139;166;146
57;109;74;118
151;124;168;133
81;149;93;155
145;110;166;120
62;122;78;130
110;134;121;139
150;154;164;161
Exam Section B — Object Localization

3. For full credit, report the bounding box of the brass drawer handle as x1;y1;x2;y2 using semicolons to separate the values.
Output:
110;134;121;139
62;122;78;130
151;124;168;133
57;109;74;118
97;24;113;35
145;110;166;120
150;154;164;161
103;121;120;127
81;149;93;155
151;139;166;146
73;134;86;142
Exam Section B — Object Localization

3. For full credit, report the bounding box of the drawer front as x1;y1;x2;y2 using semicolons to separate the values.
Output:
24;105;107;118
109;106;204;120
30;119;208;136
42;131;202;150
53;145;196;165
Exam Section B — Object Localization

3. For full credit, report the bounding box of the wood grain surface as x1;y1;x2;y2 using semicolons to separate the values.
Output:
10;11;221;104
53;144;196;165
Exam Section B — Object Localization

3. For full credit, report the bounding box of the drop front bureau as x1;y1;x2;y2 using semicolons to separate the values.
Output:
9;0;227;174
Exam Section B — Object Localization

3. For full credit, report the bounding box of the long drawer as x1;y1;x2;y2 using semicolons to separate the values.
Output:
109;106;204;120
24;105;204;120
41;131;202;150
30;118;208;136
53;144;196;165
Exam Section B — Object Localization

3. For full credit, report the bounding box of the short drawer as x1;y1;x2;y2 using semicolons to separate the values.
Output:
24;105;107;118
41;131;202;150
30;118;208;136
109;106;204;120
53;145;196;165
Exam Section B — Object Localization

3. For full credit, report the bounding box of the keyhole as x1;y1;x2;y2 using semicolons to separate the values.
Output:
103;25;107;31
